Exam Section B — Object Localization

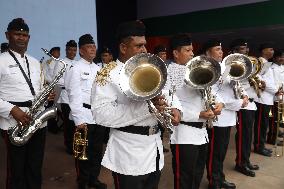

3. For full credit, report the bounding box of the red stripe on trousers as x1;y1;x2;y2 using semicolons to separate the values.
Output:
208;128;215;185
238;111;243;166
175;144;180;189
257;104;263;150
75;159;80;179
270;105;275;141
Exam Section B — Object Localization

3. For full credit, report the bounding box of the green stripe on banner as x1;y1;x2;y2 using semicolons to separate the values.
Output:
142;0;284;36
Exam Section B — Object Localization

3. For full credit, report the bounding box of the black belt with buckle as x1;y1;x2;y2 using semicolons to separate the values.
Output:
180;121;204;129
116;125;159;136
61;87;65;89
8;100;32;107
83;103;91;109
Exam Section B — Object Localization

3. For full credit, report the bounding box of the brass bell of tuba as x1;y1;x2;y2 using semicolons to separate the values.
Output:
222;53;253;99
119;53;174;133
184;55;221;128
248;56;264;98
73;126;88;160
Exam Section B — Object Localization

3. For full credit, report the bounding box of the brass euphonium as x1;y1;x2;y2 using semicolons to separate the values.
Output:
119;53;174;133
184;55;221;128
73;126;88;160
222;53;253;99
248;56;264;98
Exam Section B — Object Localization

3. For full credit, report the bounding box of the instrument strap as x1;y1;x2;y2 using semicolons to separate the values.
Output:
8;50;35;96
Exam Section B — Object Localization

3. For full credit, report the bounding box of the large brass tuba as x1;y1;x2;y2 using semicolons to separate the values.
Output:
248;56;264;98
8;48;67;146
184;55;221;128
119;53;174;132
274;84;284;157
222;53;253;99
73;126;88;160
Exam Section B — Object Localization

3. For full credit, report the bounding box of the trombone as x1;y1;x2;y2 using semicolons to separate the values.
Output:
274;84;284;157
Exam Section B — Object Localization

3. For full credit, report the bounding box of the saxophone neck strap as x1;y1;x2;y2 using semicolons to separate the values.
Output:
8;50;35;96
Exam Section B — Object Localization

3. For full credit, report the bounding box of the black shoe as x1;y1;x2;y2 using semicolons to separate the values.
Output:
255;149;272;157
278;132;284;138
235;165;255;177
264;148;273;153
220;180;236;189
163;147;169;153
89;180;107;189
247;162;259;170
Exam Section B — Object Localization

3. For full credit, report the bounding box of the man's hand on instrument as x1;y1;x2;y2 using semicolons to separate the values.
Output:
10;106;32;126
241;95;249;108
76;123;88;131
199;109;215;119
151;95;168;113
171;108;181;126
213;103;223;115
47;91;56;101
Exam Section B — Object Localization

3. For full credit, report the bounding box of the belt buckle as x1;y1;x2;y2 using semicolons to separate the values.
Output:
149;126;158;135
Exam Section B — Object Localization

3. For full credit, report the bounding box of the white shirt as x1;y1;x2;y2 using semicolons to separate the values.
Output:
53;57;76;104
271;63;284;101
212;63;244;127
254;57;277;105
42;58;57;83
240;79;257;111
65;58;99;126
92;59;166;176
0;50;43;130
167;63;208;145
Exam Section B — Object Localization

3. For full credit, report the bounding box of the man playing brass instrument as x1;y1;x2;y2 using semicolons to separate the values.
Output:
267;49;284;145
64;34;107;189
253;43;277;157
230;38;260;177
204;39;248;189
91;21;181;189
168;34;223;189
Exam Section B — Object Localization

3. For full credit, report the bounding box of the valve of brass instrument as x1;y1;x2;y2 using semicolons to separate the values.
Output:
73;126;88;161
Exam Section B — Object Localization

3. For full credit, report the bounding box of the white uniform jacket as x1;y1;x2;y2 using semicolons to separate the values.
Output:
240;79;257;111
212;63;244;127
167;63;208;145
53;57;76;104
65;58;99;126
42;58;57;83
271;63;284;101
91;59;181;176
0;50;43;130
255;57;277;105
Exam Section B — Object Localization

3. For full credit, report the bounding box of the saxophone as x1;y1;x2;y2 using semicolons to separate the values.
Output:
8;48;67;146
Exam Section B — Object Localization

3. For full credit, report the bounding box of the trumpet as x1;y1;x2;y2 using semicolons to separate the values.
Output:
119;53;174;133
184;55;221;128
73;126;88;160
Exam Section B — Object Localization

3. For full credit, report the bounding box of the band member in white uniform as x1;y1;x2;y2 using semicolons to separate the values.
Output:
229;38;259;177
254;43;277;157
65;34;106;189
0;18;52;189
169;34;223;189
204;39;249;189
91;21;181;189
